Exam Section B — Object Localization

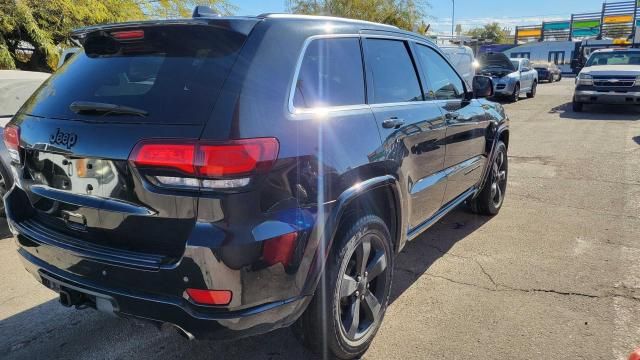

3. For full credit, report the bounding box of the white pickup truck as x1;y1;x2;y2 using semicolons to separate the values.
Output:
573;48;640;112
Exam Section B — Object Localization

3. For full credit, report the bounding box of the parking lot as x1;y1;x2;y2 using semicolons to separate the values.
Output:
1;77;639;359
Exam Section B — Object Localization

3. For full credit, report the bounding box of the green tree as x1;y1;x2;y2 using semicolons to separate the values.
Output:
287;0;430;32
0;0;232;72
465;22;509;43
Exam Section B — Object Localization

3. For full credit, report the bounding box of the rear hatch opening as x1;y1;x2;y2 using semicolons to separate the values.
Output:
10;21;257;261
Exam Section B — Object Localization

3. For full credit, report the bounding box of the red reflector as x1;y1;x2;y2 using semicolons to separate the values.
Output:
131;143;195;175
111;30;144;40
186;288;232;305
3;125;19;152
262;232;298;266
197;138;279;177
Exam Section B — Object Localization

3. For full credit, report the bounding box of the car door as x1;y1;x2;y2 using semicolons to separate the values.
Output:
521;59;533;90
363;37;447;230
413;43;490;205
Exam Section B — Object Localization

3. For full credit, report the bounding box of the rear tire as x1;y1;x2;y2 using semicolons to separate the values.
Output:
526;81;537;98
572;100;583;112
293;215;394;360
470;141;508;216
558;73;562;81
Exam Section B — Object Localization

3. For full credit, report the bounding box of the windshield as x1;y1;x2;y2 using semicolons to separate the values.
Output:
585;51;640;67
510;60;520;69
19;25;247;124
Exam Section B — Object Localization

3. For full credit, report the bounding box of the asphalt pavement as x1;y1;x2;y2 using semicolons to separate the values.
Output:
1;78;640;359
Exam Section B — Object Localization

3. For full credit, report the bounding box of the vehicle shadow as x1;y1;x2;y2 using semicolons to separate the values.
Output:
389;207;491;304
0;207;490;360
634;135;640;145
549;102;640;120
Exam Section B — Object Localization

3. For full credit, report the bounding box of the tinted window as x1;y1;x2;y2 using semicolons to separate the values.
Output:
21;26;247;124
293;38;365;109
365;39;422;104
415;45;464;100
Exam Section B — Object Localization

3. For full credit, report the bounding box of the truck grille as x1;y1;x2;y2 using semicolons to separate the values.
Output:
593;75;636;88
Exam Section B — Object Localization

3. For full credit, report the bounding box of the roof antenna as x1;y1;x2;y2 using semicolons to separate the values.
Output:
192;5;221;18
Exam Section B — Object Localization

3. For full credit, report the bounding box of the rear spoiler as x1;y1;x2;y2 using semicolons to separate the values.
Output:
70;17;260;46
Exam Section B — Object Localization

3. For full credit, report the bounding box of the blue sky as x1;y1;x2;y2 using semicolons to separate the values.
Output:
230;0;607;34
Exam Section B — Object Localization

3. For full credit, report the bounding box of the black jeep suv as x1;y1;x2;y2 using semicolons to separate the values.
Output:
3;9;509;359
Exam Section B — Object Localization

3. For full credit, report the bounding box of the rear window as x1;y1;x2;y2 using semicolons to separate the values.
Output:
21;25;247;124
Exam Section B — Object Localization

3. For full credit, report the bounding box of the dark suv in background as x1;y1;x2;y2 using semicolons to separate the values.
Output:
4;8;509;359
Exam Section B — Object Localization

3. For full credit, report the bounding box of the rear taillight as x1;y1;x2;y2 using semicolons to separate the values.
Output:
3;125;20;162
129;138;279;190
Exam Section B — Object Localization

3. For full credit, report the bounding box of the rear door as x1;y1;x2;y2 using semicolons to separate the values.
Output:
12;24;252;261
363;37;447;229
413;43;489;204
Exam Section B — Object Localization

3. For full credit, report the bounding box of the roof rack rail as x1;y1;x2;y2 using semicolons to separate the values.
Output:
192;5;221;18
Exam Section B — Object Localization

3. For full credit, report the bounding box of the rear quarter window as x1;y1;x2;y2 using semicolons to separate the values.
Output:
20;25;247;125
292;37;365;109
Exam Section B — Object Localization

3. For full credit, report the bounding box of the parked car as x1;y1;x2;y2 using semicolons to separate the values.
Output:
439;44;477;88
573;48;640;112
477;52;538;102
534;62;562;82
0;70;49;216
3;9;509;360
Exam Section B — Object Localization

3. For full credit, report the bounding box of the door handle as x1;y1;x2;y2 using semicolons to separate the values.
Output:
444;112;459;121
382;117;405;129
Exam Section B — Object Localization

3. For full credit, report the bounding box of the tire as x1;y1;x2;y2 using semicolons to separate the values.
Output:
548;74;554;83
558;73;562;81
0;172;7;217
470;141;508;216
526;81;537;98
510;83;520;102
293;215;394;360
572;100;583;112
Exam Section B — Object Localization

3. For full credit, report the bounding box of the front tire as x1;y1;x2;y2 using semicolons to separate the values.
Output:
572;100;583;112
510;83;520;102
471;141;508;215
294;215;393;360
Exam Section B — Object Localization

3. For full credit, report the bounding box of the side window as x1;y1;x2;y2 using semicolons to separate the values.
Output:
364;39;423;104
293;38;365;109
415;44;464;100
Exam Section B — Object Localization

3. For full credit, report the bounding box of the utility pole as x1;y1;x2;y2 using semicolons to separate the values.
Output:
451;0;455;36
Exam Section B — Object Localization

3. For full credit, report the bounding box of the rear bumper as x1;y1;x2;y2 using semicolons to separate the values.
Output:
17;247;309;339
574;90;640;104
5;184;321;339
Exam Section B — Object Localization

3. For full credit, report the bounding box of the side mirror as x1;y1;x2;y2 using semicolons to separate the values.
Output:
472;75;494;99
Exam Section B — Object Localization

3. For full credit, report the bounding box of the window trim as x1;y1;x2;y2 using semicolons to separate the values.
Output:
287;33;464;115
288;34;368;114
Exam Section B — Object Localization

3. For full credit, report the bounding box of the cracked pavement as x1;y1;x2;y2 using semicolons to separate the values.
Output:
1;78;640;359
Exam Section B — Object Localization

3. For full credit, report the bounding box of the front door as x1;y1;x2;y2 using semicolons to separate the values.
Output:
413;43;490;205
363;37;447;230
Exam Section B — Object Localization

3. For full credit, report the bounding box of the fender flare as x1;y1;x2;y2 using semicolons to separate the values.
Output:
301;175;404;295
475;125;509;196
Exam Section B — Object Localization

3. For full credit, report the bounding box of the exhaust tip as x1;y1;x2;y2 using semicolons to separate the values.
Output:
160;322;195;340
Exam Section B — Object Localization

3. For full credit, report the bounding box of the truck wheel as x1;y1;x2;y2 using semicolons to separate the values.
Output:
471;141;508;216
293;215;393;360
510;83;520;102
526;81;537;98
572;100;583;112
